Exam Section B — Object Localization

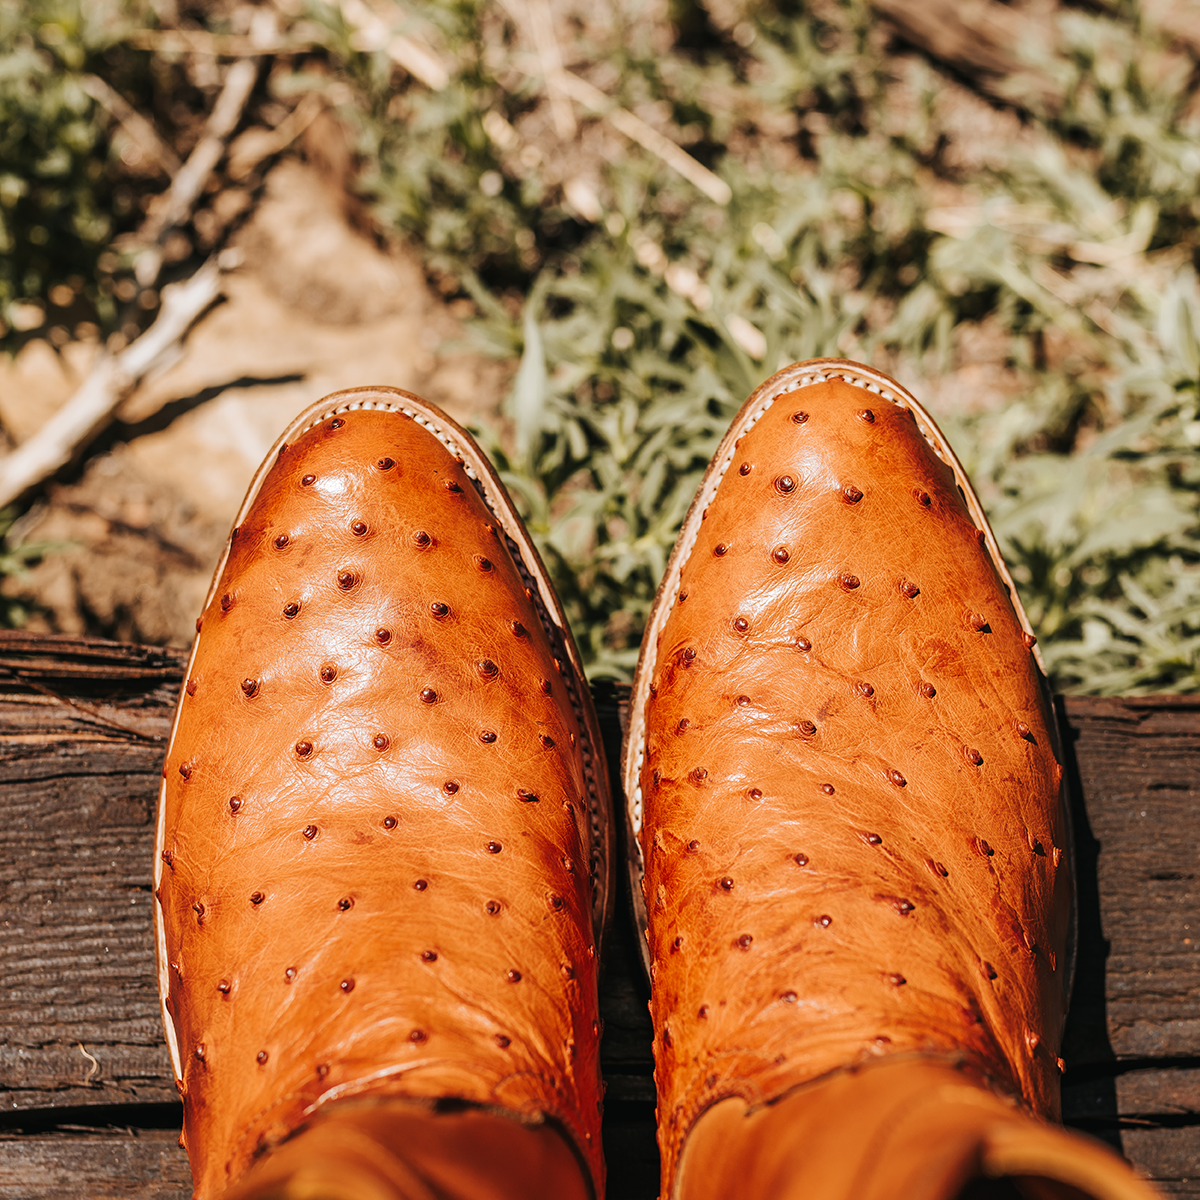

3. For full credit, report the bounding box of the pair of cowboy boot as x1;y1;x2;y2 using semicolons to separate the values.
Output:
155;361;1160;1200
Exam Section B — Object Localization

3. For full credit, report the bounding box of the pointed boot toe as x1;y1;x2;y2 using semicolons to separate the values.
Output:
156;389;612;1198
623;360;1156;1199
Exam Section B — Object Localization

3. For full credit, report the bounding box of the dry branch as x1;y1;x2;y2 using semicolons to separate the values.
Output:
126;29;273;56
139;57;259;249
382;34;450;90
0;49;271;509
340;0;450;90
0;263;223;511
0;57;258;509
227;92;325;180
492;0;727;203
130;13;456;88
522;0;577;139
79;75;181;176
552;70;732;206
871;0;1065;111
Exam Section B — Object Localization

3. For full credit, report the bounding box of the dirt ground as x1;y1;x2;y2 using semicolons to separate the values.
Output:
0;0;1158;651
0;158;505;646
0;110;1046;650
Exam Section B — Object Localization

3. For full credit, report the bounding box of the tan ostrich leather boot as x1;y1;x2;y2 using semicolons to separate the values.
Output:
623;359;1159;1200
154;388;612;1199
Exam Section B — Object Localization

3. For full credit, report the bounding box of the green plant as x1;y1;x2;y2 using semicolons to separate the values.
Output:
0;0;122;337
5;0;1200;689
301;0;1200;688
0;506;69;627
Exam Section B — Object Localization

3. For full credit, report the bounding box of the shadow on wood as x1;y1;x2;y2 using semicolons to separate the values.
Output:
0;635;1196;1197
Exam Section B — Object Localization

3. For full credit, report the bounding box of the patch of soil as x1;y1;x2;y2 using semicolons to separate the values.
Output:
1;158;505;647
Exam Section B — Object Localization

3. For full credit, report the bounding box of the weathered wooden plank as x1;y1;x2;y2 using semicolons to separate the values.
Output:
1;754;178;1109
0;638;182;1112
1061;696;1200;1066
602;1102;659;1200
0;1120;1194;1197
1121;1126;1200;1195
0;632;187;683
0;637;1197;1199
592;683;655;1086
0;1107;662;1200
1064;1066;1200;1121
4;671;1200;1105
0;1129;190;1198
0;1107;663;1200
0;1102;661;1199
0;1107;661;1200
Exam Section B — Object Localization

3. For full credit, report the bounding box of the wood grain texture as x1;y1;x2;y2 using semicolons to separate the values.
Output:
1065;1067;1200;1121
1060;696;1200;1066
0;637;1198;1196
3;1125;1191;1200
0;636;184;1113
0;1129;189;1198
1120;1127;1200;1196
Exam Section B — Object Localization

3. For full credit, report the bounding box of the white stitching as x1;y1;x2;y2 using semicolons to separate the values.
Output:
302;401;480;480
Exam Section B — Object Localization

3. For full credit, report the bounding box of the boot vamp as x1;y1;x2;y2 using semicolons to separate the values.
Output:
640;378;1070;1165
159;408;602;1197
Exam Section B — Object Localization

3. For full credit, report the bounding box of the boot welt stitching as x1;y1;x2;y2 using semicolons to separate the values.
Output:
628;367;994;843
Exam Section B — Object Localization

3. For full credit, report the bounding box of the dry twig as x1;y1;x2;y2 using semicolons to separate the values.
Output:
340;0;450;90
126;29;272;56
382;34;450;90
139;57;259;253
0;50;267;506
871;0;1064;111
79;75;181;176
520;0;576;139
0;55;258;508
495;0;728;204
551;70;731;206
227;92;326;180
0;262;223;511
78;1043;100;1084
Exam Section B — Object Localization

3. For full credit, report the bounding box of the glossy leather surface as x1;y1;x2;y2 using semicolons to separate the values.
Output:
156;400;605;1198
634;367;1070;1190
